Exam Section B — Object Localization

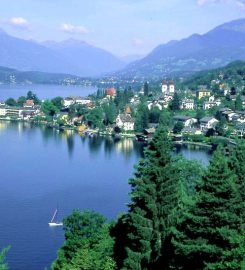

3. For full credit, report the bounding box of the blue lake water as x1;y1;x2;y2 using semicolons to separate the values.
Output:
0;84;97;100
0;121;211;270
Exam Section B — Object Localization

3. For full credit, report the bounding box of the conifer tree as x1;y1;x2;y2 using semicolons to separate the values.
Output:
229;139;245;201
122;125;186;269
171;147;243;269
144;82;149;97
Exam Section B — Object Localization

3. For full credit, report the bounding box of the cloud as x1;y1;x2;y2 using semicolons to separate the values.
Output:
61;23;89;34
197;0;227;5
132;38;144;46
236;0;245;9
7;17;30;29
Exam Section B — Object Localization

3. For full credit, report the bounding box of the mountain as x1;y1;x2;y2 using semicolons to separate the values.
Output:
119;18;245;78
42;39;125;76
0;66;82;84
120;54;144;64
0;30;124;77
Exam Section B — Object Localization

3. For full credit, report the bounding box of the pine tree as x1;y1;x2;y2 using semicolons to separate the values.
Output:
171;146;243;269
229;140;245;201
144;82;149;97
122;125;183;269
169;93;180;111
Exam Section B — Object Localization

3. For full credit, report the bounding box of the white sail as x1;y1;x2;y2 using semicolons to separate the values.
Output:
49;208;63;226
50;209;58;223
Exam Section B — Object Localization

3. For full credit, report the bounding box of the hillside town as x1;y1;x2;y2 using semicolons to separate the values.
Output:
0;69;244;146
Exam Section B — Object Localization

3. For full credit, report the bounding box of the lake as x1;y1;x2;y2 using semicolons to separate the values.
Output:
0;121;211;270
0;84;97;100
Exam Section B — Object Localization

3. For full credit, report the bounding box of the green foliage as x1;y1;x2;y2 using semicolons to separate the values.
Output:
159;109;173;127
52;210;116;270
169;93;181;111
41;100;59;118
143;82;149;96
51;97;64;110
235;94;243;111
149;107;161;123
0;247;10;270
215;116;227;136
171;146;243;269
114;88;133;111
120;125;197;269
86;107;104;129
26;91;40;104
103;102;117;126
196;109;206;122
5;98;17;106
229;139;245;202
173;121;184;134
182;61;245;91
17;96;27;107
134;104;149;132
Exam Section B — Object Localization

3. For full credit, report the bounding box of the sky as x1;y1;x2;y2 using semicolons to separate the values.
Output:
0;0;244;57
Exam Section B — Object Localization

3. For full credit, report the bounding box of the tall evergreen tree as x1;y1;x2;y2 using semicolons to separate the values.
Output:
171;147;243;269
122;125;182;269
229;139;245;202
235;95;243;111
134;104;149;132
169;93;180;111
144;82;149;97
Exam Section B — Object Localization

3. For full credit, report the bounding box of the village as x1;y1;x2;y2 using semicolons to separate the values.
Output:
0;74;244;146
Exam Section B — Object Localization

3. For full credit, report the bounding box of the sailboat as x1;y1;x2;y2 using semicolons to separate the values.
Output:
48;208;63;227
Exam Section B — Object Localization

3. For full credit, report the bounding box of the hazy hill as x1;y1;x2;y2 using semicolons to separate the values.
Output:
0;31;124;77
119;18;245;78
0;66;82;84
42;39;125;76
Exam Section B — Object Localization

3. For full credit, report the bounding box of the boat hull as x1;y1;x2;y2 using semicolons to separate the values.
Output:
48;222;63;227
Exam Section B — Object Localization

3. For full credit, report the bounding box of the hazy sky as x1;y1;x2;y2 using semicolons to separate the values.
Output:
0;0;244;56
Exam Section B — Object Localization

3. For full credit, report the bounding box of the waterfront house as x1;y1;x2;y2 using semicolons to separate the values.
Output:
116;113;134;131
200;117;219;131
23;99;34;108
106;87;117;98
74;97;91;105
0;106;6;116
64;97;75;107
173;115;197;127
182;127;202;135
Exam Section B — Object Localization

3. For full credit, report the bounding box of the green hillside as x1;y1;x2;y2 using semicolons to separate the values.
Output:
182;60;245;91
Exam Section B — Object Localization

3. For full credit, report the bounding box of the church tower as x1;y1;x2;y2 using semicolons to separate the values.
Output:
162;80;168;94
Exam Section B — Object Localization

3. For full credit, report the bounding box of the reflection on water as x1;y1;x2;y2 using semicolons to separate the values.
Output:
0;121;144;161
0;121;211;165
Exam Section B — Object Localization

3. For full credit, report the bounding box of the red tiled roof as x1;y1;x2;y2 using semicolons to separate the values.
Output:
106;87;117;96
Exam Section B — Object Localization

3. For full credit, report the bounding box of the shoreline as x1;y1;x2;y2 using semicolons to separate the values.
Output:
0;117;234;148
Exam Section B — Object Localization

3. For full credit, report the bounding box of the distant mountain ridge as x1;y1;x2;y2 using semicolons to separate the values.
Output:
0;66;82;84
0;31;125;77
118;18;245;78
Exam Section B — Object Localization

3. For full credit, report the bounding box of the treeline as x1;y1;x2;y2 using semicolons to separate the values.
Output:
52;125;245;270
